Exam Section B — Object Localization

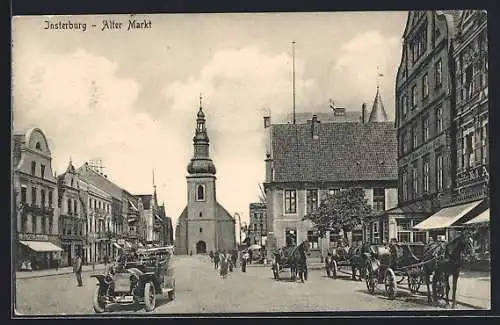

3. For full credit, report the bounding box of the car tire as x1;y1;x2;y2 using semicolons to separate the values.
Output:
92;285;106;314
144;282;156;312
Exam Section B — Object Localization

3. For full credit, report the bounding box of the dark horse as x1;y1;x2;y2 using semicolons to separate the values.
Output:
422;231;476;308
289;240;311;282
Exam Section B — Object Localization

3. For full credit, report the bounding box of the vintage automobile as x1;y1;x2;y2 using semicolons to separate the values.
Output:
91;246;175;313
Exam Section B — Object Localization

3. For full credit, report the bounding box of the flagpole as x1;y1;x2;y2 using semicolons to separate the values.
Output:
292;40;296;125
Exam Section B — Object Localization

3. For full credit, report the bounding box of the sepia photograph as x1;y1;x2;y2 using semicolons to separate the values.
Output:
11;10;490;316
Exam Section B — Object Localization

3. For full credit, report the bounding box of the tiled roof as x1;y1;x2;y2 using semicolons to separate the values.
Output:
270;121;397;183
217;202;235;223
77;164;123;199
283;111;362;124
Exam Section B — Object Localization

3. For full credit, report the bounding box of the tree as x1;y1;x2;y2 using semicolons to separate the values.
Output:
303;187;373;245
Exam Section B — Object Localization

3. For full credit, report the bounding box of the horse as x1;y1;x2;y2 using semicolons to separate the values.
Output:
422;231;476;308
288;240;311;283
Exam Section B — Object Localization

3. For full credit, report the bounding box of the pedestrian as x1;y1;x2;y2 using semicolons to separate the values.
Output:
220;253;228;278
248;250;253;264
190;250;193;256
241;251;248;273
209;250;214;263
214;251;220;270
104;254;109;268
73;253;83;287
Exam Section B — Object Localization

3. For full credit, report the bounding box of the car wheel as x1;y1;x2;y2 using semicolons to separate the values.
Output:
92;285;106;313
144;282;156;312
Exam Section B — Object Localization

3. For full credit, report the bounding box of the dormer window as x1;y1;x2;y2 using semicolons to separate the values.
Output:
35;142;42;150
196;184;205;201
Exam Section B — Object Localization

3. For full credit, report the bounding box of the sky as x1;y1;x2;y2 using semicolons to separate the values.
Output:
12;12;408;231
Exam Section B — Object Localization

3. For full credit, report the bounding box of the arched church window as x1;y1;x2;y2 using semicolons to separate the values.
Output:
200;227;203;233
199;212;202;218
196;184;205;201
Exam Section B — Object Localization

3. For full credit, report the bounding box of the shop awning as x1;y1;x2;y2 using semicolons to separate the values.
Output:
20;240;63;252
464;208;490;225
413;200;483;230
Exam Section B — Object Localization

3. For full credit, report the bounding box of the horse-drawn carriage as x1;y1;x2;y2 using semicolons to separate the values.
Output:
271;241;310;282
364;242;444;300
91;245;175;313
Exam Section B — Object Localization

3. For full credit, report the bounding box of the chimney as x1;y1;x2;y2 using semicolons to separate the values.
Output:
361;103;367;124
265;153;273;182
311;114;319;140
263;116;271;129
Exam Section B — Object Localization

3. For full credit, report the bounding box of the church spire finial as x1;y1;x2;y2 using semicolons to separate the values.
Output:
199;93;203;109
377;66;384;89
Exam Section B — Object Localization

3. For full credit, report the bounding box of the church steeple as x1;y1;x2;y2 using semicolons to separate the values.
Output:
187;95;217;175
368;86;389;123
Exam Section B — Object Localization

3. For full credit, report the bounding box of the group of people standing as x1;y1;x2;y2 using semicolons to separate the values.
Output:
209;250;246;278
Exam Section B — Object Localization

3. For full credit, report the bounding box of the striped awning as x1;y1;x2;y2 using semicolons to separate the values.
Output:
413;200;483;230
464;208;490;225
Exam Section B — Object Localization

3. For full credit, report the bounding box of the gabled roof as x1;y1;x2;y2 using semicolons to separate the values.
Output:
284;110;362;124
270;121;397;183
216;202;235;223
77;163;123;199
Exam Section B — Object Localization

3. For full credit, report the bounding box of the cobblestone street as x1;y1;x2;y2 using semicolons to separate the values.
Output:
15;255;479;315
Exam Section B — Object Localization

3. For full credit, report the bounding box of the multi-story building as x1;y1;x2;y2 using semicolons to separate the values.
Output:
393;10;461;242
122;189;144;245
78;174;112;264
248;202;267;247
13;128;62;270
136;193;159;244
395;10;489;242
448;10;489;251
263;88;398;259
57;160;86;267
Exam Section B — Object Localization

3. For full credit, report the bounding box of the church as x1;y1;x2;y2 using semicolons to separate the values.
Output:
174;100;236;255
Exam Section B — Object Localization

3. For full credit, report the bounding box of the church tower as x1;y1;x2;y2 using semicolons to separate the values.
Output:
185;99;219;254
175;97;237;255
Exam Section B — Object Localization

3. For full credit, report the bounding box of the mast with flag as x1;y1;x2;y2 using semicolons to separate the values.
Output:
292;40;296;125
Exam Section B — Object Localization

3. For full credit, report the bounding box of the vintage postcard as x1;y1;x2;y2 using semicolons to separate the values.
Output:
11;11;490;316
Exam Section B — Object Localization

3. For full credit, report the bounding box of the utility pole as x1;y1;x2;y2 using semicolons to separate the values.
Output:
292;40;296;125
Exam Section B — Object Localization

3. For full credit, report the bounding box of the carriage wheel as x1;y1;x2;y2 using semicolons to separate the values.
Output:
331;260;338;279
365;261;377;294
408;272;421;293
384;268;397;300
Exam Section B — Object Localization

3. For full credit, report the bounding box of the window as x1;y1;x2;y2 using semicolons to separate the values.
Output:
67;198;72;215
32;216;36;233
372;222;380;244
40;189;46;207
254;224;257;232
412;124;418;148
481;122;488;164
436;105;443;133
35;142;42;150
306;189;318;213
21;186;27;203
74;200;78;215
401;95;408;116
31;161;36;176
284;189;297;214
31;187;37;205
48;190;53;208
199;212;202;218
196;184;205;201
465;65;473;98
435;60;442;86
200;227;203;233
423;115;430;142
307;230;319;249
436;153;443;190
464;132;474;168
411;85;417;109
397;219;411;243
373;188;385;212
423;158;430;193
422;74;429;98
412;165;418;197
413;230;427;243
402;168;409;201
328;188;341;196
40;165;45;179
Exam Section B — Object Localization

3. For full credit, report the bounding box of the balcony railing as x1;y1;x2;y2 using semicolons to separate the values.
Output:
21;203;54;216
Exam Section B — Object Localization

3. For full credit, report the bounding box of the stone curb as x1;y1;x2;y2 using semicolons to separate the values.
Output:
16;267;107;280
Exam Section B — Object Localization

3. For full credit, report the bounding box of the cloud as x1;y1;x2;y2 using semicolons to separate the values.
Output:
331;30;401;119
162;46;323;223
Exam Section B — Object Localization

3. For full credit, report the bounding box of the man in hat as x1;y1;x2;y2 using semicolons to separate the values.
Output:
73;253;83;287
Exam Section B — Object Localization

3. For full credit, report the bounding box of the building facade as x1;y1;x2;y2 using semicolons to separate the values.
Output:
122;189;144;245
248;203;267;247
13;128;62;270
264;90;398;259
175;104;236;255
392;10;461;242
395;10;489;243
57;160;86;267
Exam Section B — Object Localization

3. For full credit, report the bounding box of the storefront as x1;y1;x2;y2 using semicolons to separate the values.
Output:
413;199;486;241
17;233;63;271
463;208;490;261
